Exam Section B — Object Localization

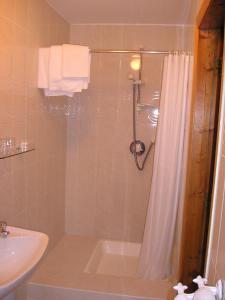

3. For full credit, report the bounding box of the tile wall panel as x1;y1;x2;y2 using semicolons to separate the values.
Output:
66;24;194;242
0;0;69;247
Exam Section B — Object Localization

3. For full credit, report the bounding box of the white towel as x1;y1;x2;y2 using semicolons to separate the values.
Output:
49;45;89;93
38;44;91;97
62;44;91;79
48;45;63;91
38;48;49;89
44;89;74;97
60;78;88;93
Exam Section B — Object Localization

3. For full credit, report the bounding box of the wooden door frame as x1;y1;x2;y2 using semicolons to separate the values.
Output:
178;0;224;289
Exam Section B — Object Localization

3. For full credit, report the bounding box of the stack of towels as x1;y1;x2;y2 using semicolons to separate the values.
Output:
38;44;91;97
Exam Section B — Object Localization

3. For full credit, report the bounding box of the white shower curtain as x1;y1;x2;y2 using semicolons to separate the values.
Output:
137;53;193;279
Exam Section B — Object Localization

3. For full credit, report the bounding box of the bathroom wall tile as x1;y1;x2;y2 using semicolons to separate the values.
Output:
66;24;193;241
70;25;104;49
27;0;47;31
0;0;15;21
101;26;124;49
0;17;14;77
12;26;28;86
0;0;69;248
0;173;13;221
14;0;28;29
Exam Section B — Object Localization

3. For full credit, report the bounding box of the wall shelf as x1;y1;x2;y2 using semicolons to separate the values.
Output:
0;146;35;159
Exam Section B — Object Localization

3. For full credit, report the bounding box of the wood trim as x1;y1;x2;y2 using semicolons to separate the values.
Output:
196;0;212;26
198;0;225;29
178;25;199;279
180;28;223;289
178;0;224;290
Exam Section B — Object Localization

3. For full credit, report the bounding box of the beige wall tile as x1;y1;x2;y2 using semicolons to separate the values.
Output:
66;24;194;242
0;0;15;21
0;0;69;248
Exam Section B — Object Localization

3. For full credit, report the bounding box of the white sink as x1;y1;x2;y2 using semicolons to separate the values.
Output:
0;226;48;298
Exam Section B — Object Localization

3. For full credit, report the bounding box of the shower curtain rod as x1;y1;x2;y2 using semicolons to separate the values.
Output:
90;49;170;55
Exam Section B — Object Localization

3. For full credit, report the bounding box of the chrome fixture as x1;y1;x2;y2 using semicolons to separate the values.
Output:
90;49;170;55
90;47;168;170
90;49;190;56
130;140;146;156
129;48;156;171
0;221;10;238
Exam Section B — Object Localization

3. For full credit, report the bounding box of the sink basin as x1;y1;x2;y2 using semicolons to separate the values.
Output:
0;226;48;298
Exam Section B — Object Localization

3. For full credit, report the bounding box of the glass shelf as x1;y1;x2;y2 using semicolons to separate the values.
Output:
0;146;35;159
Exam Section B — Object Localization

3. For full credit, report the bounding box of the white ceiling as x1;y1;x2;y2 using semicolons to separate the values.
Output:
47;0;199;25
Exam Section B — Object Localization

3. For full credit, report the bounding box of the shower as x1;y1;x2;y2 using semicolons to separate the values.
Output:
129;49;159;171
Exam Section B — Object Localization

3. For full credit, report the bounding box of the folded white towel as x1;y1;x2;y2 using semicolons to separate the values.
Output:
48;45;89;93
60;78;89;93
38;48;49;89
48;45;63;91
38;44;91;97
62;44;91;79
44;89;74;97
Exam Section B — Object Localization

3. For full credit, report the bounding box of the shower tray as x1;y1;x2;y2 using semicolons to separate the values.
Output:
28;235;170;300
84;240;141;277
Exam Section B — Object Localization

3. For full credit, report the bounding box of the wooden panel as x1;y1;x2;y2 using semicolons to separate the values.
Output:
200;0;225;29
179;28;223;291
197;0;211;26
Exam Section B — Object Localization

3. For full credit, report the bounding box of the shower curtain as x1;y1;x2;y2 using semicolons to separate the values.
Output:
137;53;193;279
